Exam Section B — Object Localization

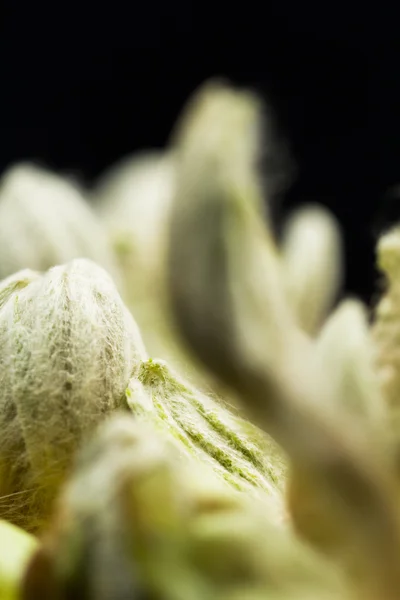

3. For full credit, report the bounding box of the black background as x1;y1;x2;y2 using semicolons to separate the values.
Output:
1;2;399;304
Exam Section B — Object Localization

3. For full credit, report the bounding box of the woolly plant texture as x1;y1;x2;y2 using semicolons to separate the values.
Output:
0;258;146;532
127;358;286;520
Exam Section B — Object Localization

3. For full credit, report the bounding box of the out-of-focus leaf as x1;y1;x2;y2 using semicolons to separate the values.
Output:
282;204;343;335
0;519;38;600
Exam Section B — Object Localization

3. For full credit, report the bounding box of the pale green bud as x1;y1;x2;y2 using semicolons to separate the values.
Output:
0;258;146;532
0;163;119;281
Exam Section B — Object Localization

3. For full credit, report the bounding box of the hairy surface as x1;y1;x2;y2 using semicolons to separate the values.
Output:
0;259;146;531
127;358;286;517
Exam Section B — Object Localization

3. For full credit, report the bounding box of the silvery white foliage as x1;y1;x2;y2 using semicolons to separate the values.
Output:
0;258;146;530
0;163;119;281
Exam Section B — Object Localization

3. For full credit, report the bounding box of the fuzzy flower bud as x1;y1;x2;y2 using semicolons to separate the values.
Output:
0;163;119;282
0;258;146;532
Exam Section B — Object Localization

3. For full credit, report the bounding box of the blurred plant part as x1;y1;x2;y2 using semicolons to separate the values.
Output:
92;150;240;401
0;258;146;533
92;152;180;359
2;76;400;600
126;358;286;517
317;298;387;430
281;205;343;335
0;519;38;600
372;224;400;473
373;225;400;409
166;79;400;598
167;79;292;378
22;414;347;600
0;163;119;282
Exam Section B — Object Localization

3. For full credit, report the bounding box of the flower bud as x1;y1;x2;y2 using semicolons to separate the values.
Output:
0;163;119;282
0;258;146;532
